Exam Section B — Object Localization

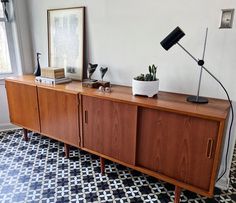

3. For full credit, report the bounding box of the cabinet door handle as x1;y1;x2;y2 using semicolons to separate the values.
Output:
84;110;88;124
206;138;214;159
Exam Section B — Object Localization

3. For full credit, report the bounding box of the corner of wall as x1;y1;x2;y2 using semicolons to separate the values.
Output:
215;176;229;190
0;123;20;132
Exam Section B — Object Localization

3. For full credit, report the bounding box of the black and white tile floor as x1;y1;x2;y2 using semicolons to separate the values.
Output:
0;129;235;203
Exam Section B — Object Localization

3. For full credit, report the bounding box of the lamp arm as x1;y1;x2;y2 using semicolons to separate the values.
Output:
177;42;234;182
177;42;199;63
176;42;232;104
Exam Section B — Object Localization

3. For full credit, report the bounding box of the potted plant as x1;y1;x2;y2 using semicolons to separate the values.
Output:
132;64;159;97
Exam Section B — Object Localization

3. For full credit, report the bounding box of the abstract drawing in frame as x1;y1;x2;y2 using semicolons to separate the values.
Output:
48;7;84;80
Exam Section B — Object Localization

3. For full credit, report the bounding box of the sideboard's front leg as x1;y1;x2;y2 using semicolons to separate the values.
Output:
174;186;182;203
64;143;70;158
100;157;105;175
23;128;29;141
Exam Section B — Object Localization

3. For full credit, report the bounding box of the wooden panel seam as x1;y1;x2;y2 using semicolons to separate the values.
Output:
76;94;80;147
79;94;84;148
36;87;42;132
133;105;138;165
209;120;226;194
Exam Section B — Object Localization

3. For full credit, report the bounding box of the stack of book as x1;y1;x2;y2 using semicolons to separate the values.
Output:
35;67;72;85
41;67;65;79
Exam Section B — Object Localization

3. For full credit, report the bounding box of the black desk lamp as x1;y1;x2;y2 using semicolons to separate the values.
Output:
161;26;218;103
160;26;234;182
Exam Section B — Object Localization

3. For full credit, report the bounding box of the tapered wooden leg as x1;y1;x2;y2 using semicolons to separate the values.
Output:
64;143;70;158
100;157;105;175
174;186;182;203
23;128;29;141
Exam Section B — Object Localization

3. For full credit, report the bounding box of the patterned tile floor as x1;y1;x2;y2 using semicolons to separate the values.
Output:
0;129;235;203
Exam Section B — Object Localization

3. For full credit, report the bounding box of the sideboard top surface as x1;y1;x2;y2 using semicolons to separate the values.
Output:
6;75;230;120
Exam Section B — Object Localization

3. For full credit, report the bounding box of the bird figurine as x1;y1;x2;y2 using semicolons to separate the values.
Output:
34;52;41;76
1;0;9;22
88;63;98;81
100;67;108;81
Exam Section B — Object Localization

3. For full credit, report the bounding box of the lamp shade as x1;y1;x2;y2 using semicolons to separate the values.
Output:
160;27;185;50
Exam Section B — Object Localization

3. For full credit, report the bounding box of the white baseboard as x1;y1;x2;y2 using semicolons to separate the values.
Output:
0;123;20;131
215;176;229;190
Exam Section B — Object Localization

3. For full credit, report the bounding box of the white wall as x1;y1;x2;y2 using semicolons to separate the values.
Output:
27;0;236;96
0;0;33;130
26;0;236;189
12;0;34;74
0;82;11;130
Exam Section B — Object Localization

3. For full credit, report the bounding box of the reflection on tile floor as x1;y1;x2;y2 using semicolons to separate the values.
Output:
0;129;235;203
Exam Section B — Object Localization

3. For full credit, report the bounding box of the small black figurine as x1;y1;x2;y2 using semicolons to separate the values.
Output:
100;67;108;81
88;63;98;81
34;52;41;76
1;0;9;22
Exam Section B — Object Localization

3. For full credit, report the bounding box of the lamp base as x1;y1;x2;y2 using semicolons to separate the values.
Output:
186;96;208;104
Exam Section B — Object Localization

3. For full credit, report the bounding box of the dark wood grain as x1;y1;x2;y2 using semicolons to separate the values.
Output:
82;146;214;197
82;95;137;165
174;186;182;203
100;157;105;175
5;75;230;198
209;121;227;195
38;87;80;147
136;107;219;190
5;80;41;132
64;143;70;158
23;128;29;141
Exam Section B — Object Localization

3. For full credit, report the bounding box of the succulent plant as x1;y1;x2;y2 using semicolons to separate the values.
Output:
134;64;158;81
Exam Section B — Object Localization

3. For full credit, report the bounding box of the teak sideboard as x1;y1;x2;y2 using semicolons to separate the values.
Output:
5;75;230;203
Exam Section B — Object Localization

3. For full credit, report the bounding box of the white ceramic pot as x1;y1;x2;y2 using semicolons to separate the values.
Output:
132;79;159;98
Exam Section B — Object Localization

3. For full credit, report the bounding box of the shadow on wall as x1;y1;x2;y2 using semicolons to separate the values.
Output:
217;100;236;189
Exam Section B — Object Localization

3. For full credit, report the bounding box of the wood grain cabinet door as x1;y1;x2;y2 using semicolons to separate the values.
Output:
82;95;137;165
38;87;80;147
5;80;40;132
136;107;219;191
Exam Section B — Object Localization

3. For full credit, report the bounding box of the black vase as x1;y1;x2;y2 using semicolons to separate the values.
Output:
34;53;41;76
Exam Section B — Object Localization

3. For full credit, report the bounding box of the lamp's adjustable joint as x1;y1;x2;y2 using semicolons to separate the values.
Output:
198;60;204;66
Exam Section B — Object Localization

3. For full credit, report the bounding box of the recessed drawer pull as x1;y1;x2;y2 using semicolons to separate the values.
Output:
84;110;88;124
206;138;214;159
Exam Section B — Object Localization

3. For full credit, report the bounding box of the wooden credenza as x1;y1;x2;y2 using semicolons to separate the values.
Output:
5;75;230;202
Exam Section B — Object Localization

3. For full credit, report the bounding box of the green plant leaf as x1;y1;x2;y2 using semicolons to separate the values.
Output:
149;66;152;74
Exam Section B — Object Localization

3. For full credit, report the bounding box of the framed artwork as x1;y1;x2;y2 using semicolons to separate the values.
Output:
219;9;234;29
48;7;84;80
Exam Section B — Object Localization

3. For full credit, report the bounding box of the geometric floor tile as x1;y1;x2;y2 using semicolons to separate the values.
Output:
0;129;235;203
